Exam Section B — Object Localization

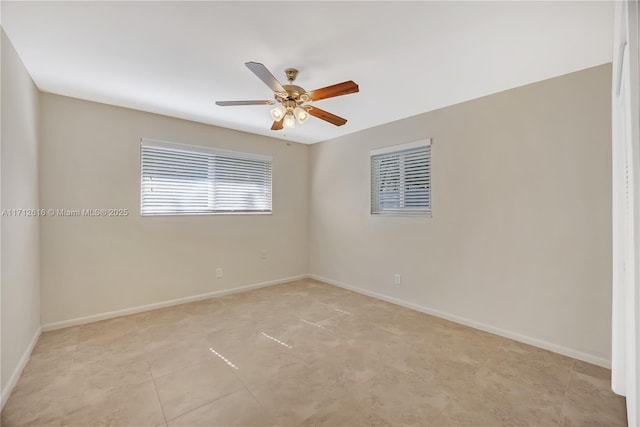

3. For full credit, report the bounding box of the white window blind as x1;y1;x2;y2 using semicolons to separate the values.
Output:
371;139;431;216
141;139;272;215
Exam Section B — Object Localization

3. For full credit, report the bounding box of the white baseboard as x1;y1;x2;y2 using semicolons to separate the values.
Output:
1;326;42;410
309;274;611;369
42;274;308;331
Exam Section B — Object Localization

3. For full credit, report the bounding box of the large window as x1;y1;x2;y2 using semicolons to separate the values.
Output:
141;139;272;215
370;139;431;216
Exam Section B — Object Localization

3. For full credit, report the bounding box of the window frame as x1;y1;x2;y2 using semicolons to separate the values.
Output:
140;138;273;216
370;138;432;217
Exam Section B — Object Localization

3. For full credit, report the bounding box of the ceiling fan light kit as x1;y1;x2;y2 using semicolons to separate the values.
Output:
293;106;309;123
283;112;296;129
216;61;359;131
269;105;287;121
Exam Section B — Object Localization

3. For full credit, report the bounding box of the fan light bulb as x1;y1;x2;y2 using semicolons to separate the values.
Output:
283;113;296;129
270;105;287;121
293;106;309;124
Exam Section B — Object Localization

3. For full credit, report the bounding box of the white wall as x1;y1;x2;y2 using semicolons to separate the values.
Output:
39;94;309;325
1;30;41;396
309;65;613;364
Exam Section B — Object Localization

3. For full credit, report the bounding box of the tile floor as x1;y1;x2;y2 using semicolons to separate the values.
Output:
1;279;627;426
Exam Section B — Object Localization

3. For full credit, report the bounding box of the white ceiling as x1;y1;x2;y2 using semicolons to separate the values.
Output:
1;1;613;144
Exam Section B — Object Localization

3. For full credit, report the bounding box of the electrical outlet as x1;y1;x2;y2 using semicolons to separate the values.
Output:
216;268;223;278
260;250;267;260
394;273;401;285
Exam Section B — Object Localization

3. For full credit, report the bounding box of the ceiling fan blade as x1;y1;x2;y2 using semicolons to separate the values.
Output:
271;118;284;131
215;100;275;106
307;106;347;126
305;81;359;101
245;62;286;94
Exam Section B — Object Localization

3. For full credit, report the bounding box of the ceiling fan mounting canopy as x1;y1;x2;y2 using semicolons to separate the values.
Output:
284;68;299;83
215;61;359;131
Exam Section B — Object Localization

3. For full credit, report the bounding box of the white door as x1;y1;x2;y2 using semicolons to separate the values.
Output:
612;0;639;425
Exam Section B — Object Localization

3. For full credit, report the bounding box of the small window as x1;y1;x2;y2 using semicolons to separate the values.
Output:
371;139;431;216
141;139;272;215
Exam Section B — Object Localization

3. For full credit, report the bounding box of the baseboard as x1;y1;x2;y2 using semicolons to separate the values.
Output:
309;274;611;369
42;274;308;331
1;326;42;410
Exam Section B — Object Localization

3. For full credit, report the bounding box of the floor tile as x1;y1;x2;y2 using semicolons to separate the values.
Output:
14;349;74;393
76;315;137;344
428;398;508;426
247;362;349;426
2;280;627;426
154;358;243;421
572;359;611;381
32;327;79;355
1;414;63;427
217;333;307;388
472;362;566;425
560;370;627;426
146;335;214;378
68;355;152;390
168;389;274;427
346;365;453;426
1;374;71;426
298;394;393;427
60;380;165;426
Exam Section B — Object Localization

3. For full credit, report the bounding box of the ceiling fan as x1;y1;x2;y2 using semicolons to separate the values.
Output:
216;62;359;131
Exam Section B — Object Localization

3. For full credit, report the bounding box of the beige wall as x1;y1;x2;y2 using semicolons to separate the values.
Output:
16;58;614;366
309;65;612;364
1;30;41;394
39;94;309;325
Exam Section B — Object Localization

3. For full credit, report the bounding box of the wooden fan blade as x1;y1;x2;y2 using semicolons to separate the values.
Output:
305;81;359;101
216;100;275;106
271;118;284;130
245;62;286;94
307;106;347;126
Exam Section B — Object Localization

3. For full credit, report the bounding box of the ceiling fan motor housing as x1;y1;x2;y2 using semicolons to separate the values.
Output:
277;85;308;104
282;99;297;111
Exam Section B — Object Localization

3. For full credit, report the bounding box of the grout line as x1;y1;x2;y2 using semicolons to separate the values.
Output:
151;374;169;426
239;378;275;424
557;359;576;425
474;355;491;376
223;352;278;425
163;388;244;423
154;340;271;425
153;348;245;423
